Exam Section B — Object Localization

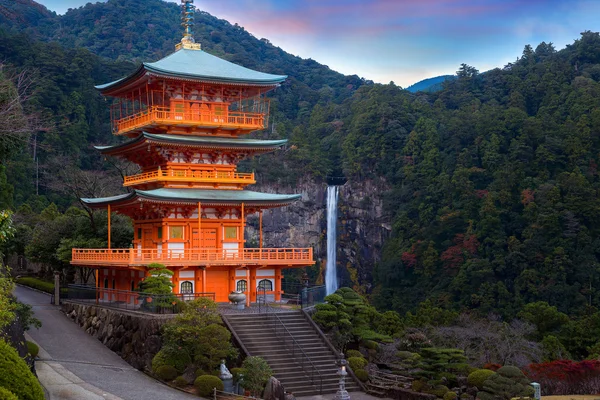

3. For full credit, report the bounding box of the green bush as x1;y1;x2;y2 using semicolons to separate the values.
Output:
15;277;54;293
346;349;363;359
443;391;458;400
467;369;496;390
194;375;224;397
230;367;246;383
241;356;272;396
411;378;427;392
195;369;207;377
424;385;449;397
347;356;368;371
0;340;44;400
174;376;188;388
354;369;369;382
26;341;39;358
155;365;178;381
363;339;380;350
0;387;18;400
152;345;192;374
478;366;534;400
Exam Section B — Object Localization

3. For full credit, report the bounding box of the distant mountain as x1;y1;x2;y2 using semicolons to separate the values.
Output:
405;75;455;93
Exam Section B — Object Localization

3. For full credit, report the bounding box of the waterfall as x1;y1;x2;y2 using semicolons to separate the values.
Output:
325;185;339;295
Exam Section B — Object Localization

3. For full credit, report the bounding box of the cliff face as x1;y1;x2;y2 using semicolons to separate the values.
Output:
247;178;391;293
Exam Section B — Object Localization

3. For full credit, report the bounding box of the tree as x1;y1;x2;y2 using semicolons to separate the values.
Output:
137;263;175;310
478;366;534;400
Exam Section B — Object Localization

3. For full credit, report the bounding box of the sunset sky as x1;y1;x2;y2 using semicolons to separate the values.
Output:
36;0;600;87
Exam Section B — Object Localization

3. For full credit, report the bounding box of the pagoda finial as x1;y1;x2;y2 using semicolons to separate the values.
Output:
176;0;201;51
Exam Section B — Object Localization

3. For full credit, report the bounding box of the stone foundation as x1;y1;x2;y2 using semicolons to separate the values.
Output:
62;302;174;371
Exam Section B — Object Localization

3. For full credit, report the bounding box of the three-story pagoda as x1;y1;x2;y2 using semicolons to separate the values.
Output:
71;0;314;305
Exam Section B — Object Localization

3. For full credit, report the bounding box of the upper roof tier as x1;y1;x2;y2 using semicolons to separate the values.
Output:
96;48;288;95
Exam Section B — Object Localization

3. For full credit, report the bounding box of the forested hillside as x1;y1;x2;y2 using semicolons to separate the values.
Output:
2;0;600;327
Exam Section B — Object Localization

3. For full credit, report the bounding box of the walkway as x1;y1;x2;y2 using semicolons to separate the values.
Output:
14;285;197;400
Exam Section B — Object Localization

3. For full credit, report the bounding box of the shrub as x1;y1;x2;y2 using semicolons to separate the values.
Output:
152;345;192;373
354;369;369;382
194;375;224;397
15;277;54;293
155;365;178;381
467;369;495;390
0;340;44;400
523;359;600;395
478;366;533;400
0;387;18;400
26;341;39;358
174;376;188;388
347;356;368;372
483;363;501;371
346;349;363;359
424;385;449;397
363;339;379;350
241;356;272;396
411;378;427;392
443;392;458;400
230;367;246;383
195;369;207;377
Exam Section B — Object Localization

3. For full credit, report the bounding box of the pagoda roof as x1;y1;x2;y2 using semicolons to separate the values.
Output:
96;48;287;93
81;188;301;209
96;132;287;155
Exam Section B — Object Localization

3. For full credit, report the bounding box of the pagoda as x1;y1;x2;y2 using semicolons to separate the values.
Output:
71;0;314;305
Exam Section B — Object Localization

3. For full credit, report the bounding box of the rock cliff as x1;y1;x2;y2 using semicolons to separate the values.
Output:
248;178;390;293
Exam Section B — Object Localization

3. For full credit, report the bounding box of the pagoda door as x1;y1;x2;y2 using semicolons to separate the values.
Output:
142;228;154;259
192;228;217;260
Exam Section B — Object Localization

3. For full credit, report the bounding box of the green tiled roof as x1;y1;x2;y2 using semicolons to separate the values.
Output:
95;132;287;153
82;189;301;207
96;48;287;91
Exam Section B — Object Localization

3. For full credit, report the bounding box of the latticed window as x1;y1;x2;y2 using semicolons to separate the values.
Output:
258;279;273;291
181;281;193;294
236;280;247;292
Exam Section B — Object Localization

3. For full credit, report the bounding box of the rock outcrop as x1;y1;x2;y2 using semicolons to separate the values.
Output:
248;178;390;293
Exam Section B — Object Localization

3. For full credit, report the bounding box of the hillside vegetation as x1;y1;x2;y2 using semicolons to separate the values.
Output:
0;1;600;326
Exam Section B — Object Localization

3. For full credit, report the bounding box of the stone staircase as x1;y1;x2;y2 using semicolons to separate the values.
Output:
223;311;362;397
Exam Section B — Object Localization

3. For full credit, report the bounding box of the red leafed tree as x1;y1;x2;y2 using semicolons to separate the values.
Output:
523;360;600;395
440;234;479;270
521;188;535;206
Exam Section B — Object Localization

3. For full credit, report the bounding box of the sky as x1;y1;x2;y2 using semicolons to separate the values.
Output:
35;0;600;88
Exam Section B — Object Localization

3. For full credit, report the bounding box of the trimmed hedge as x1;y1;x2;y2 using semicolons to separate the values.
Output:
155;365;178;381
0;340;44;400
174;376;188;388
26;341;39;358
346;350;363;359
467;369;495;390
194;375;224;397
152;346;192;374
347;356;368;372
354;369;369;382
16;277;54;293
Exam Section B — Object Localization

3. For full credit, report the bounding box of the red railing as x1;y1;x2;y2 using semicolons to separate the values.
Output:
113;105;266;135
123;169;255;186
71;247;314;267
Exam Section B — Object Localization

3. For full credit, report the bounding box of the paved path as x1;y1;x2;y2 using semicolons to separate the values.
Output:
14;285;197;400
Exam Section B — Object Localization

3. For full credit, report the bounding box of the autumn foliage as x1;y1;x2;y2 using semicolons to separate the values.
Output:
523;360;600;395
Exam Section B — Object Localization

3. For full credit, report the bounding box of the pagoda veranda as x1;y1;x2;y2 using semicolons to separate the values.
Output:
71;1;315;306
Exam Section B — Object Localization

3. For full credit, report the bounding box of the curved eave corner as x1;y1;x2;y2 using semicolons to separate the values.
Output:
80;193;134;208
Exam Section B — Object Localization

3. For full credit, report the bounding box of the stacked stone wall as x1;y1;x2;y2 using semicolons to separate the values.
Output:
62;302;174;371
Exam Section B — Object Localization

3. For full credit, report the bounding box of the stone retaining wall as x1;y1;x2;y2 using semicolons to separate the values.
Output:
62;302;174;371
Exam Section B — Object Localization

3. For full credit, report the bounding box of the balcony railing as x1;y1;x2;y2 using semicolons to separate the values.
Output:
71;247;314;267
113;105;266;135
123;169;255;187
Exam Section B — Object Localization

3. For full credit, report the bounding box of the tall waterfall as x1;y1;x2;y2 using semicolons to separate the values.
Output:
325;185;339;295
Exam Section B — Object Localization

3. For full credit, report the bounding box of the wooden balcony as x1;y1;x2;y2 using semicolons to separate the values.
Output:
123;169;255;187
71;247;314;268
113;105;266;136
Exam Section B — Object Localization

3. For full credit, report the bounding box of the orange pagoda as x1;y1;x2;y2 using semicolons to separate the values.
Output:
71;0;314;305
